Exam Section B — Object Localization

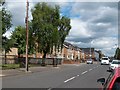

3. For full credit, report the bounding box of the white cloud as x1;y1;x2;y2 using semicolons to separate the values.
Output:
69;18;92;37
6;2;26;26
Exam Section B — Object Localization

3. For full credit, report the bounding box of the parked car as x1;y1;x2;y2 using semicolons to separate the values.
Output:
109;60;120;70
97;67;120;90
86;59;93;64
101;57;110;65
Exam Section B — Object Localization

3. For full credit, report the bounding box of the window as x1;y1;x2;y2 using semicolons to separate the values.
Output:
102;58;109;60
112;77;120;90
103;71;114;90
112;61;120;64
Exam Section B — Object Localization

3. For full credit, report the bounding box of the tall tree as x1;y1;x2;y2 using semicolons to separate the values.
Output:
11;24;35;57
58;16;71;51
31;3;60;66
11;26;26;56
1;2;12;64
114;47;120;59
2;8;12;35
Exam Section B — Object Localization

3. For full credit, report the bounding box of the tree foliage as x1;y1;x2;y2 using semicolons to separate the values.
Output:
31;2;71;65
2;1;12;51
0;0;5;6
10;26;26;55
10;24;36;56
58;16;71;51
2;8;12;35
1;1;13;64
114;47;120;59
32;3;59;54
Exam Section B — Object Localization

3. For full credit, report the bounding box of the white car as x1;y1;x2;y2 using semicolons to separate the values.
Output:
109;60;120;70
101;57;110;65
86;59;93;64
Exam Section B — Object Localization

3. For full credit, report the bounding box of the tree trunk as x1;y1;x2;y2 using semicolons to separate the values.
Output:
53;52;57;67
41;52;46;66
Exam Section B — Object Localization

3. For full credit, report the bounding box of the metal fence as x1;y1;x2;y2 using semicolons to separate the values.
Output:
17;57;63;65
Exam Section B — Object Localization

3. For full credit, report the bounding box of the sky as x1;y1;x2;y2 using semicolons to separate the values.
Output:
3;0;120;57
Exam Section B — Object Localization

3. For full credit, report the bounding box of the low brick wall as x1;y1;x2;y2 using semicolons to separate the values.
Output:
0;55;18;64
62;60;80;64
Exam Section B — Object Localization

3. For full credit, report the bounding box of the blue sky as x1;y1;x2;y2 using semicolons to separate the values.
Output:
4;0;119;57
60;2;81;18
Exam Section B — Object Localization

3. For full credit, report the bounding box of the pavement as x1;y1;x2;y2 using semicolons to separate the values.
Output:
0;63;86;77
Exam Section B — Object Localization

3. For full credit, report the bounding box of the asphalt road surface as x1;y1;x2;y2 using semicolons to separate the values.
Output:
2;62;110;89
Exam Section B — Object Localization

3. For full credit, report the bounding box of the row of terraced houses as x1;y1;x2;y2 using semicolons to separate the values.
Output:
1;42;101;64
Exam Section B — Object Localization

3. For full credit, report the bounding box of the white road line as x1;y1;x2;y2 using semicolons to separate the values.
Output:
64;77;75;83
77;75;79;77
89;69;92;71
81;71;88;75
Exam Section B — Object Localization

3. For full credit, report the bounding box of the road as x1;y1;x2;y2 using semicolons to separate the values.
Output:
2;62;110;89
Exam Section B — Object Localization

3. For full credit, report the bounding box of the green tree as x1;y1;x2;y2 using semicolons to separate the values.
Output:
11;26;26;56
31;2;71;66
1;2;12;64
11;24;35;56
114;47;120;59
58;16;71;51
0;0;5;6
31;3;59;66
2;7;12;35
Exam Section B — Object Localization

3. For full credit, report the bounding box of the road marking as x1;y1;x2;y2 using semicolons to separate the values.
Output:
89;69;92;71
77;75;79;77
64;77;75;83
48;87;52;90
81;71;88;75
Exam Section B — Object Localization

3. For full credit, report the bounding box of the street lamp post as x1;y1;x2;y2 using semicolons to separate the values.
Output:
25;0;29;72
90;38;92;59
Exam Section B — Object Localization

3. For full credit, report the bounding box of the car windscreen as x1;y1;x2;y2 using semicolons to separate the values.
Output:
112;61;120;64
87;60;92;61
102;58;108;60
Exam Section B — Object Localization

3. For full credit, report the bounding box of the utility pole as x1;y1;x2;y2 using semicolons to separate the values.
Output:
25;0;29;72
